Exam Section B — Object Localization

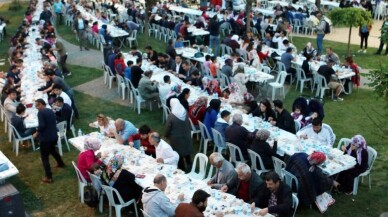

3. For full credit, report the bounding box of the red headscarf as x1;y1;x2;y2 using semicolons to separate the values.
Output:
307;151;326;172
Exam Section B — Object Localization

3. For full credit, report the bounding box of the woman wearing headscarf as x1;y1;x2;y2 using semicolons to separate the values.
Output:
233;65;248;93
334;135;369;194
206;79;222;96
77;137;102;182
101;154;142;203
250;129;277;170
166;84;181;109
285;152;333;207
227;82;245;104
189;96;208;126
228;35;240;53
165;98;193;172
203;99;222;139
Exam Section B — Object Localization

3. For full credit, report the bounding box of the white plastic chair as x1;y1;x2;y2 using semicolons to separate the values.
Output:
187;153;208;180
272;156;286;177
105;66;116;89
211;128;227;153
124;78;134;104
88;172;105;213
161;103;171;124
262;66;271;74
133;88;153;115
219;44;233;56
336;138;352;150
57;121;70;154
315;74;333;99
226;142;248;166
197;121;213;155
141;209;151;217
116;74;127;100
72;161;88;203
247;149;270;175
282;168;299;195
295;65;312;93
9;124;36;156
269;71;287;100
277;62;293;84
188;118;200;140
101;184;139;217
292;194;299;217
126;30;138;47
352;146;377;195
219;73;231;89
69;110;76;138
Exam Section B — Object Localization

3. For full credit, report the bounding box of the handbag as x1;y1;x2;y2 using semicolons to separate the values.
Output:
315;192;335;213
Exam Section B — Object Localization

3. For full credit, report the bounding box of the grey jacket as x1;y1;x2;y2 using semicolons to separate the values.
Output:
210;159;238;190
142;187;176;217
138;76;158;100
316;18;326;35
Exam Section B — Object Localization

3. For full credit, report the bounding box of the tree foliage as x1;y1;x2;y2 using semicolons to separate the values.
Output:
328;8;372;55
363;63;388;107
380;23;388;44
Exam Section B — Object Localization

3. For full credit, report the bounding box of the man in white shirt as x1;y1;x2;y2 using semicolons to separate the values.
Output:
296;118;335;147
142;174;184;217
52;84;72;106
4;89;18;118
149;132;179;166
158;75;172;104
272;30;288;50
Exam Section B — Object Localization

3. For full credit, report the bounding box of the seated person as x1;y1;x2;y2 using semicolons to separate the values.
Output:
101;154;142;203
89;113;116;137
142;174;183;217
325;47;340;65
128;125;155;157
52;97;72;129
214;110;231;140
317;59;343;101
251;99;276;122
11;104;37;139
175;190;211;217
280;47;297;76
250;129;277;170
174;35;184;49
296;118;335;147
189;96;208;126
4;88;18;118
334;135;369;194
271;99;296;134
221;163;263;203
99;24;113;43
77;137;102;182
254;171;293;217
301;42;317;58
149;132;179;167
207;152;237;191
52;84;72;106
285;152;333;207
110;118;137;146
138;70;159;101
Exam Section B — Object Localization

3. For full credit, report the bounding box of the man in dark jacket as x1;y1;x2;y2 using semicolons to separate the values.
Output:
11;104;37;138
53;97;72;130
36;98;65;184
221;163;263;203
254;171;293;217
208;15;221;56
271;99;296;134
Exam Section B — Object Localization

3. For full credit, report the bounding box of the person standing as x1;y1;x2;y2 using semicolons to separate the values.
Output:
375;15;388;56
35;99;65;184
53;0;64;25
73;12;89;51
51;35;71;76
208;15;221;56
315;12;326;55
358;23;372;53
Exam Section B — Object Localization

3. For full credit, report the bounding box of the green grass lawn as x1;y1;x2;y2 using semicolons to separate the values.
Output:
1;3;388;217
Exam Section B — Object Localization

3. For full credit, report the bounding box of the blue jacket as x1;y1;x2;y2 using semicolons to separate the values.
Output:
38;108;58;142
203;109;218;139
214;118;229;140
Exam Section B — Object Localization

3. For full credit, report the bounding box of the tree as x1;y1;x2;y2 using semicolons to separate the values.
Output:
363;63;388;107
144;0;158;45
328;8;372;56
245;0;253;33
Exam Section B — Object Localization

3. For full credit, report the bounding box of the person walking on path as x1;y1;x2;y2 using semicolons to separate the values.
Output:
358;23;372;53
50;35;71;76
53;0;64;25
73;12;89;51
315;12;326;55
375;15;388;56
35;99;66;184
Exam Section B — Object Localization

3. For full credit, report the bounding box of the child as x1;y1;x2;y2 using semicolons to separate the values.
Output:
291;105;306;128
209;56;219;78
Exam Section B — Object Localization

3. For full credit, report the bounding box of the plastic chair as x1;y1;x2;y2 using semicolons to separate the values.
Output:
226;142;248;166
72;161;88;203
187;153;208;180
9;124;36;156
56;121;70;156
116;74;127;100
125;78;135;104
127;30;138;47
277;62;293;84
219;73;231;89
315;74;333;99
247;149;270;175
292;194;299;217
69;110;76;138
105;66;116;89
133;88;153;115
88;172;105;213
352;146;377;195
161;103;171;124
262;66;271;74
269;71;287;100
197;121;213;155
101;185;139;217
141;209;151;217
282;168;299;195
272;156;286;177
295;65;312;93
219;44;233;56
294;120;301;132
336;138;352;150
188;118;200;140
211;128;227;153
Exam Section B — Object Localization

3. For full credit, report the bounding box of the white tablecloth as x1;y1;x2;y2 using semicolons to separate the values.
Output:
0;151;19;181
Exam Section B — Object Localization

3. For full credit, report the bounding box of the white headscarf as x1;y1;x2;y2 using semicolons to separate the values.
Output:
170;98;187;121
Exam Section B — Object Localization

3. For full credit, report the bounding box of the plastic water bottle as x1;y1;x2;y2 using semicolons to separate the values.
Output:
140;146;145;155
215;92;218;99
212;93;216;99
78;129;83;137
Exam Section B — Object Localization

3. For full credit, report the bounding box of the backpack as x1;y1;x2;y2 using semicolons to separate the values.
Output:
83;185;100;208
324;20;331;34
